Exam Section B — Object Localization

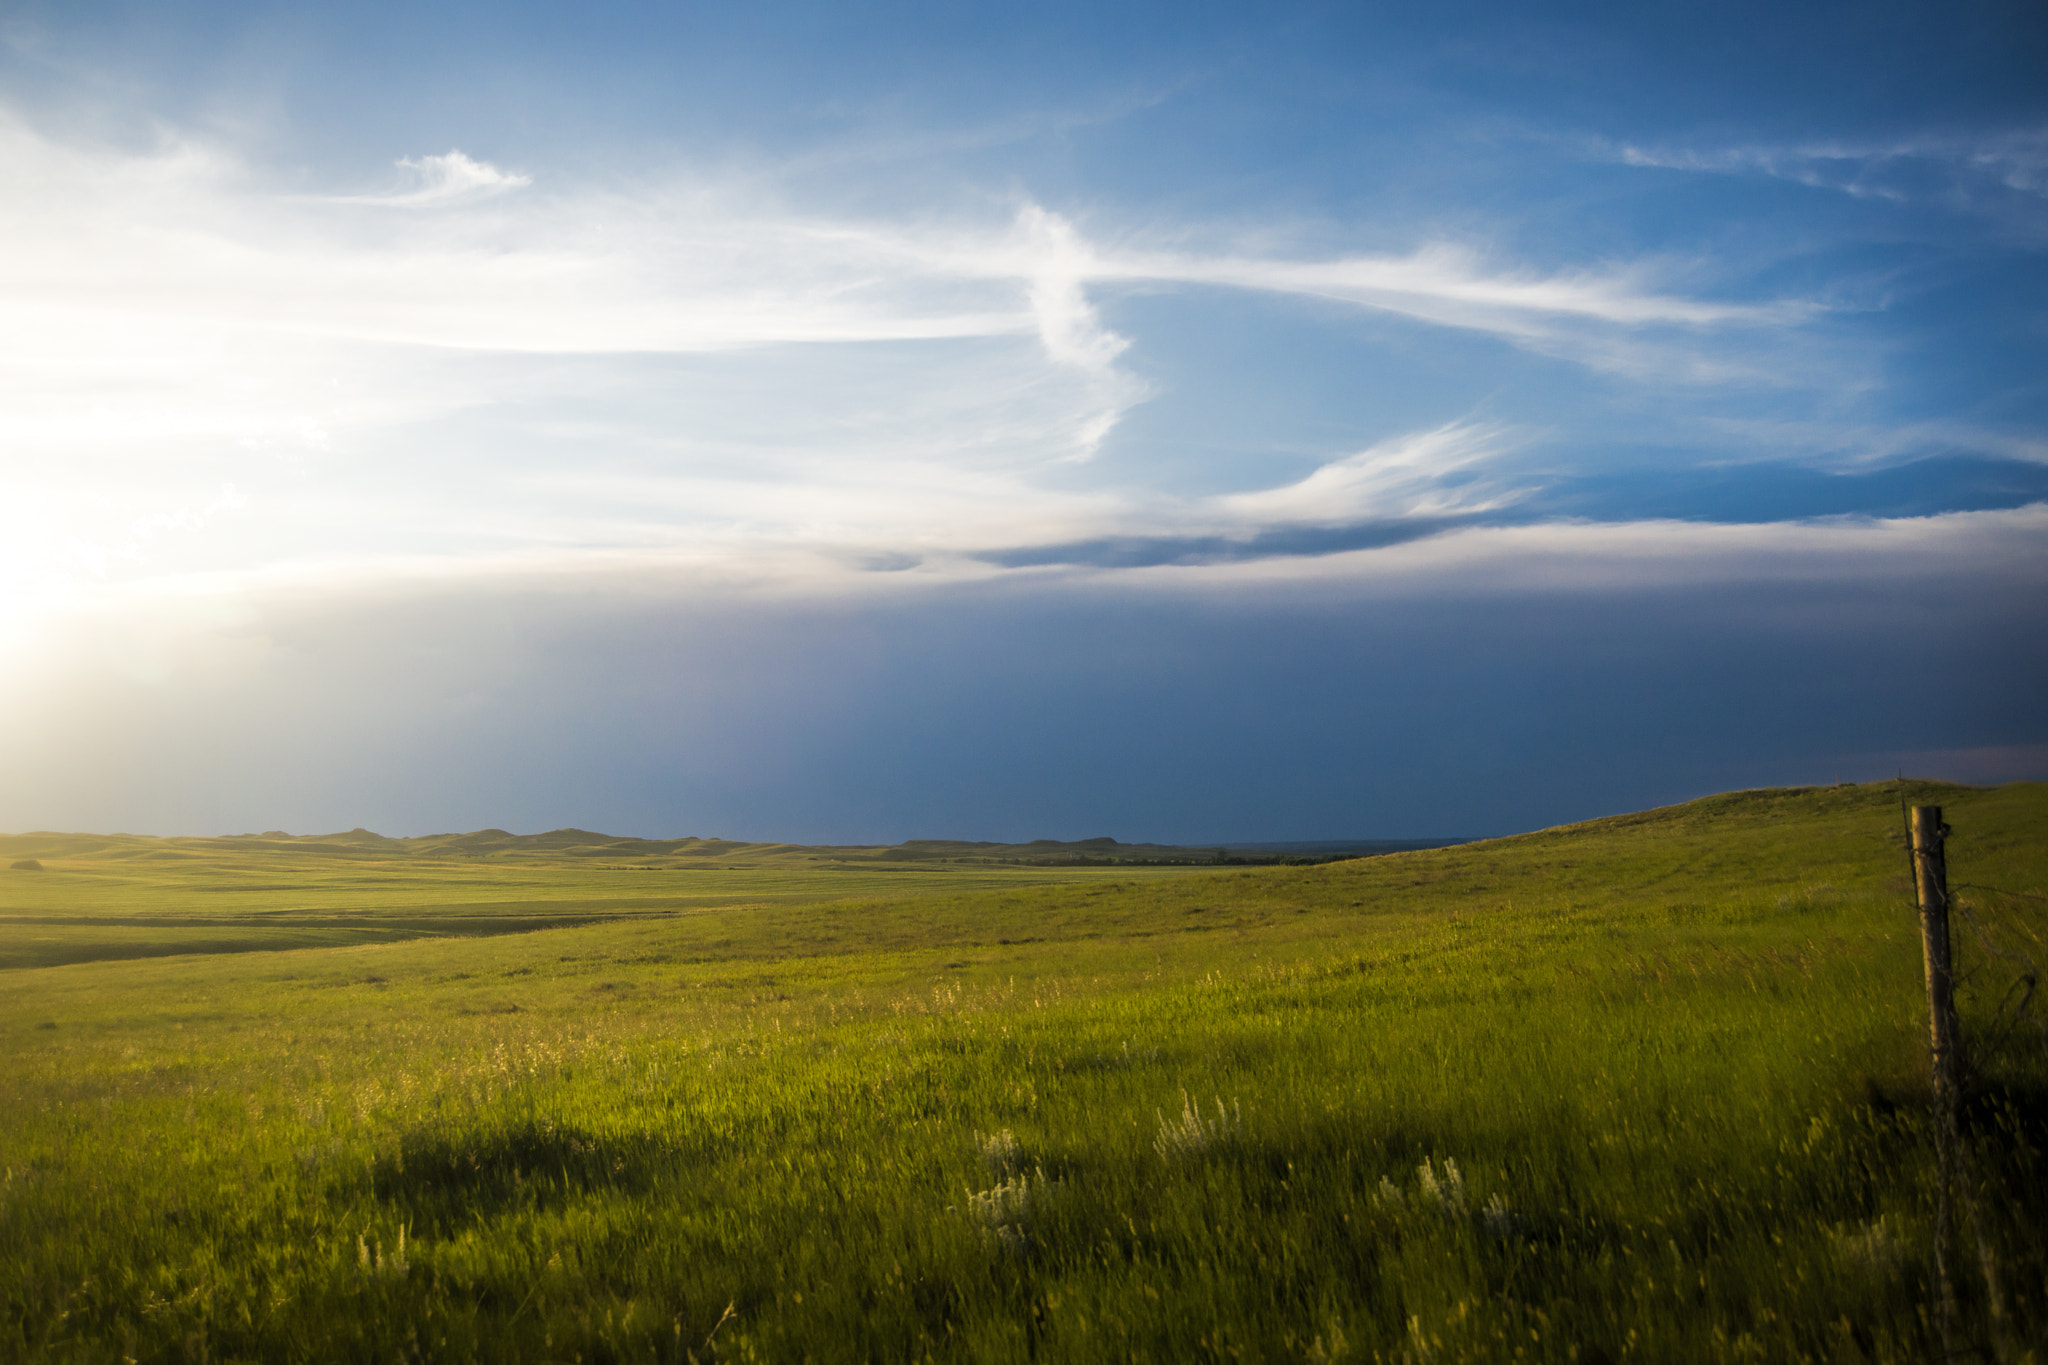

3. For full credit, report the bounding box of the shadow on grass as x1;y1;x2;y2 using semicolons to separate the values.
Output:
366;1119;705;1224
0;915;648;970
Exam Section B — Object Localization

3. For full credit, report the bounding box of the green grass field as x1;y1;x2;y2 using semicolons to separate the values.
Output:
2;780;2044;1362
0;830;1226;972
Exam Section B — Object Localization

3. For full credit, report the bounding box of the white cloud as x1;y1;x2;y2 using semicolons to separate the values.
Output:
1973;132;2048;197
1114;242;1786;329
365;150;532;206
0;113;1793;364
1210;422;1520;525
1703;416;2048;469
1012;204;1128;370
1617;142;1912;201
24;500;2048;629
1610;130;2048;215
0;107;1851;630
1103;503;2048;599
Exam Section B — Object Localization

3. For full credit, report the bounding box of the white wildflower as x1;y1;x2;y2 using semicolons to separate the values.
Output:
1380;1158;1514;1235
356;1225;410;1278
964;1166;1061;1253
1154;1090;1242;1161
981;1129;1023;1181
1417;1157;1465;1215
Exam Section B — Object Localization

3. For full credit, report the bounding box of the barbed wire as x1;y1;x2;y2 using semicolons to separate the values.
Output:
1956;882;2048;905
1950;886;2048;1070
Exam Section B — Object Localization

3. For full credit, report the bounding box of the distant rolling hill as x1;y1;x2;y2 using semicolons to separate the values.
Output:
0;823;1461;970
0;826;1468;867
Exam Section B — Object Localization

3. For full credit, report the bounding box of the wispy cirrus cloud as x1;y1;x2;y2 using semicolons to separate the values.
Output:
1608;129;2048;214
1209;422;1520;525
1703;416;2048;469
2;112;1798;367
1112;244;1789;330
0;106;1850;630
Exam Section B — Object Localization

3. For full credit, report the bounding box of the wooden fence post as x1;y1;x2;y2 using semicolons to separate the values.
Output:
1910;804;2014;1364
1911;806;1961;1102
1911;804;1960;1359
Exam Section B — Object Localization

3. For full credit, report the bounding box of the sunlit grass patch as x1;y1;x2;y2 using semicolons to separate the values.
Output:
0;779;2040;1360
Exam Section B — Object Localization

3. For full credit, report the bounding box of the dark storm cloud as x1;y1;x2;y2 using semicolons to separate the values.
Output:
6;514;2041;843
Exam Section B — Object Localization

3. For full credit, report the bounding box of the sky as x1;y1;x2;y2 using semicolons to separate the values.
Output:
2;0;2044;842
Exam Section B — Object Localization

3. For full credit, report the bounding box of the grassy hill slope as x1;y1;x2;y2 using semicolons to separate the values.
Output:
1;779;2043;1361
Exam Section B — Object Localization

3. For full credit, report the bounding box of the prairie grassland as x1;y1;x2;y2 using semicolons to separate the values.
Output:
1;780;2043;1362
0;832;1207;971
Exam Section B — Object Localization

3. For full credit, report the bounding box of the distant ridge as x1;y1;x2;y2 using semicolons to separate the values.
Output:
1219;839;1468;855
16;778;2020;869
883;835;1469;863
0;826;1470;867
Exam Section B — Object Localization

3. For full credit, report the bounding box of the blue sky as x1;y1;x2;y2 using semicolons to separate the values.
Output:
1;0;2043;840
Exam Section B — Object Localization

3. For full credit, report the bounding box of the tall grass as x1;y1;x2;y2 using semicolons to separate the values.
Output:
1;780;2042;1361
